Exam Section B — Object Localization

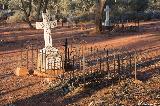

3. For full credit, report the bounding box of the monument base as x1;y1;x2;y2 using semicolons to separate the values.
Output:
37;46;62;72
34;69;64;78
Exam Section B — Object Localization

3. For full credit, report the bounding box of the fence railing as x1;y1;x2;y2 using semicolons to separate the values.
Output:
0;45;159;83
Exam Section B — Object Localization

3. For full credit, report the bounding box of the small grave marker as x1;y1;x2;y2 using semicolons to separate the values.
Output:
102;5;110;26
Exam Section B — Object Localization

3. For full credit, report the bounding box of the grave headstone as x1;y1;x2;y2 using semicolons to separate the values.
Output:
36;12;62;71
102;5;110;26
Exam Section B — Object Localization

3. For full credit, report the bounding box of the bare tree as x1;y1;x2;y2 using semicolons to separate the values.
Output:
20;0;34;28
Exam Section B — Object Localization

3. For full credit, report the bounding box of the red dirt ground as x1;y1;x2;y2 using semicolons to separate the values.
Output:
0;20;160;105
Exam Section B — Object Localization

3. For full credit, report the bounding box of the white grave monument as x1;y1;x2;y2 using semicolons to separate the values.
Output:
36;12;61;71
102;5;110;26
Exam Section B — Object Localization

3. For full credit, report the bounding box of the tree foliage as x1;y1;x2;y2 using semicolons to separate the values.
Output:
0;0;159;29
149;0;160;10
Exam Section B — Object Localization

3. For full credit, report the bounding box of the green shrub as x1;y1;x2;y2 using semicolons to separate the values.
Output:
0;11;7;21
6;10;24;23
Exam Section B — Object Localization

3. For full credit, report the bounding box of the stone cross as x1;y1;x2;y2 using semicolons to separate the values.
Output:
36;12;57;47
102;5;110;26
36;12;62;71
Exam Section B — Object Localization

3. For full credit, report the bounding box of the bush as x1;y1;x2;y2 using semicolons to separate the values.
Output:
0;10;12;21
6;10;25;23
0;11;6;21
110;10;160;24
74;13;95;23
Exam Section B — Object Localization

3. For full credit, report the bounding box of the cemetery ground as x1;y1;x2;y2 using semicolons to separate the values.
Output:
0;20;160;105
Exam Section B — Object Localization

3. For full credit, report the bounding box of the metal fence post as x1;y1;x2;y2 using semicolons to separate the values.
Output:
134;53;137;80
113;52;116;74
26;49;29;69
20;43;23;67
117;54;121;82
73;55;75;78
31;45;34;70
107;50;109;69
129;53;132;78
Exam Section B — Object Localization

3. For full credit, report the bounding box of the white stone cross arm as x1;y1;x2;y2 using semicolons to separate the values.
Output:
36;20;57;29
36;12;58;48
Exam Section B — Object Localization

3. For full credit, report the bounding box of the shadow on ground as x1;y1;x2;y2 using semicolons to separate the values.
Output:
6;64;159;106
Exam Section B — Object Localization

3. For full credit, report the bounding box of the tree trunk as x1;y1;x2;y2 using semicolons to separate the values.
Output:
20;0;34;29
26;16;34;29
95;0;108;33
36;0;43;21
43;0;49;13
95;2;102;32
